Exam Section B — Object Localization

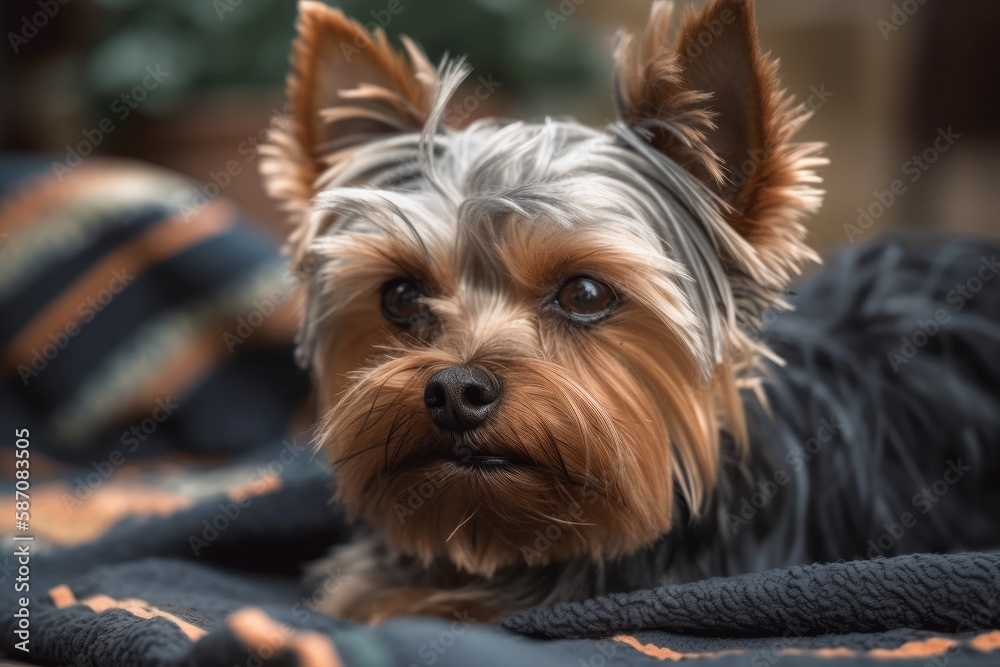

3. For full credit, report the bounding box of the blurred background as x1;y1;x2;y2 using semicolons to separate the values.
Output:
3;0;999;251
1;0;999;556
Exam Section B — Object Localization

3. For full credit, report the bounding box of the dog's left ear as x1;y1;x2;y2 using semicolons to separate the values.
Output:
614;0;824;284
262;1;436;259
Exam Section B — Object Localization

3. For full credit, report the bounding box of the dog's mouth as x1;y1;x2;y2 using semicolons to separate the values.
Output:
388;443;537;474
450;453;529;469
441;449;536;470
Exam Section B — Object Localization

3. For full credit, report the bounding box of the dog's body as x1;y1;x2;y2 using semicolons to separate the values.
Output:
261;0;1000;621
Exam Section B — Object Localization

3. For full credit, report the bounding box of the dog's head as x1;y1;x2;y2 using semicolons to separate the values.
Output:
262;0;824;576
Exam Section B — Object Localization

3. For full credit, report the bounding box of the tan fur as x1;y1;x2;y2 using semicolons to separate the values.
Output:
315;223;713;573
615;0;826;289
259;1;436;266
262;0;824;622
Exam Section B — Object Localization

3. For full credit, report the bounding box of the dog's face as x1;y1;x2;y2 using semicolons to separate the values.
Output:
263;0;824;576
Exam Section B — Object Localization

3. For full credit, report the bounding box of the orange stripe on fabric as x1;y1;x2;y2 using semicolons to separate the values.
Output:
3;199;236;371
80;594;207;641
971;631;1000;652
0;166;107;238
115;322;235;426
613;634;744;661
868;637;956;659
228;608;343;667
227;473;282;502
2;482;194;545
113;284;300;427
49;585;77;608
783;647;856;658
617;633;964;662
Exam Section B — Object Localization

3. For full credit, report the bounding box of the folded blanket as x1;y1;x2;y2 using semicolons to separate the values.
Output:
2;457;999;666
1;158;998;666
0;157;310;462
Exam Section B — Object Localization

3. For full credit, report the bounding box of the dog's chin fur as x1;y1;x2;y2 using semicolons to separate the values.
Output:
261;0;826;620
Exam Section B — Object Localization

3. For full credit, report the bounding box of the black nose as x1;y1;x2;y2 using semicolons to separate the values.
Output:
424;366;502;432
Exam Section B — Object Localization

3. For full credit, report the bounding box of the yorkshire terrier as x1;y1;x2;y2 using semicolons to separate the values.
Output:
261;0;1000;621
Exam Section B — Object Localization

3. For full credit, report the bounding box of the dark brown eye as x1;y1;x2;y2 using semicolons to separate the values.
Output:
555;276;619;323
381;278;428;326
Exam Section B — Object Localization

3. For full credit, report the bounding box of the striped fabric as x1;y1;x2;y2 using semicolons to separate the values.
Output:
2;158;1000;667
0;156;310;465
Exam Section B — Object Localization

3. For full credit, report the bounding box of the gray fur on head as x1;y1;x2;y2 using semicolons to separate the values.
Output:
297;61;784;383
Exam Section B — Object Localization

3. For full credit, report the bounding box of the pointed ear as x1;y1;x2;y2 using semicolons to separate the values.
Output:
614;0;824;283
261;1;436;229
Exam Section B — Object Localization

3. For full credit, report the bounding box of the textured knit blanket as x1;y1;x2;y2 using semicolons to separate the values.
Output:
2;158;999;666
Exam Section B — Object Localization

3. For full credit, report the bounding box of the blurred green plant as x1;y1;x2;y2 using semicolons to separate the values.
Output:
83;0;608;118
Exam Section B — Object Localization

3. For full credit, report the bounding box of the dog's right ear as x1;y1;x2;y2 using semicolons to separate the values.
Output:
613;0;825;294
261;1;436;246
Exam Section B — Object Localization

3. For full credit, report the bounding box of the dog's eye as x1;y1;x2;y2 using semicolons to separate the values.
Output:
555;276;619;322
381;278;428;325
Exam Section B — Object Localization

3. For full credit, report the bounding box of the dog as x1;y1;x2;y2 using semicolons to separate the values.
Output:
260;0;1000;621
